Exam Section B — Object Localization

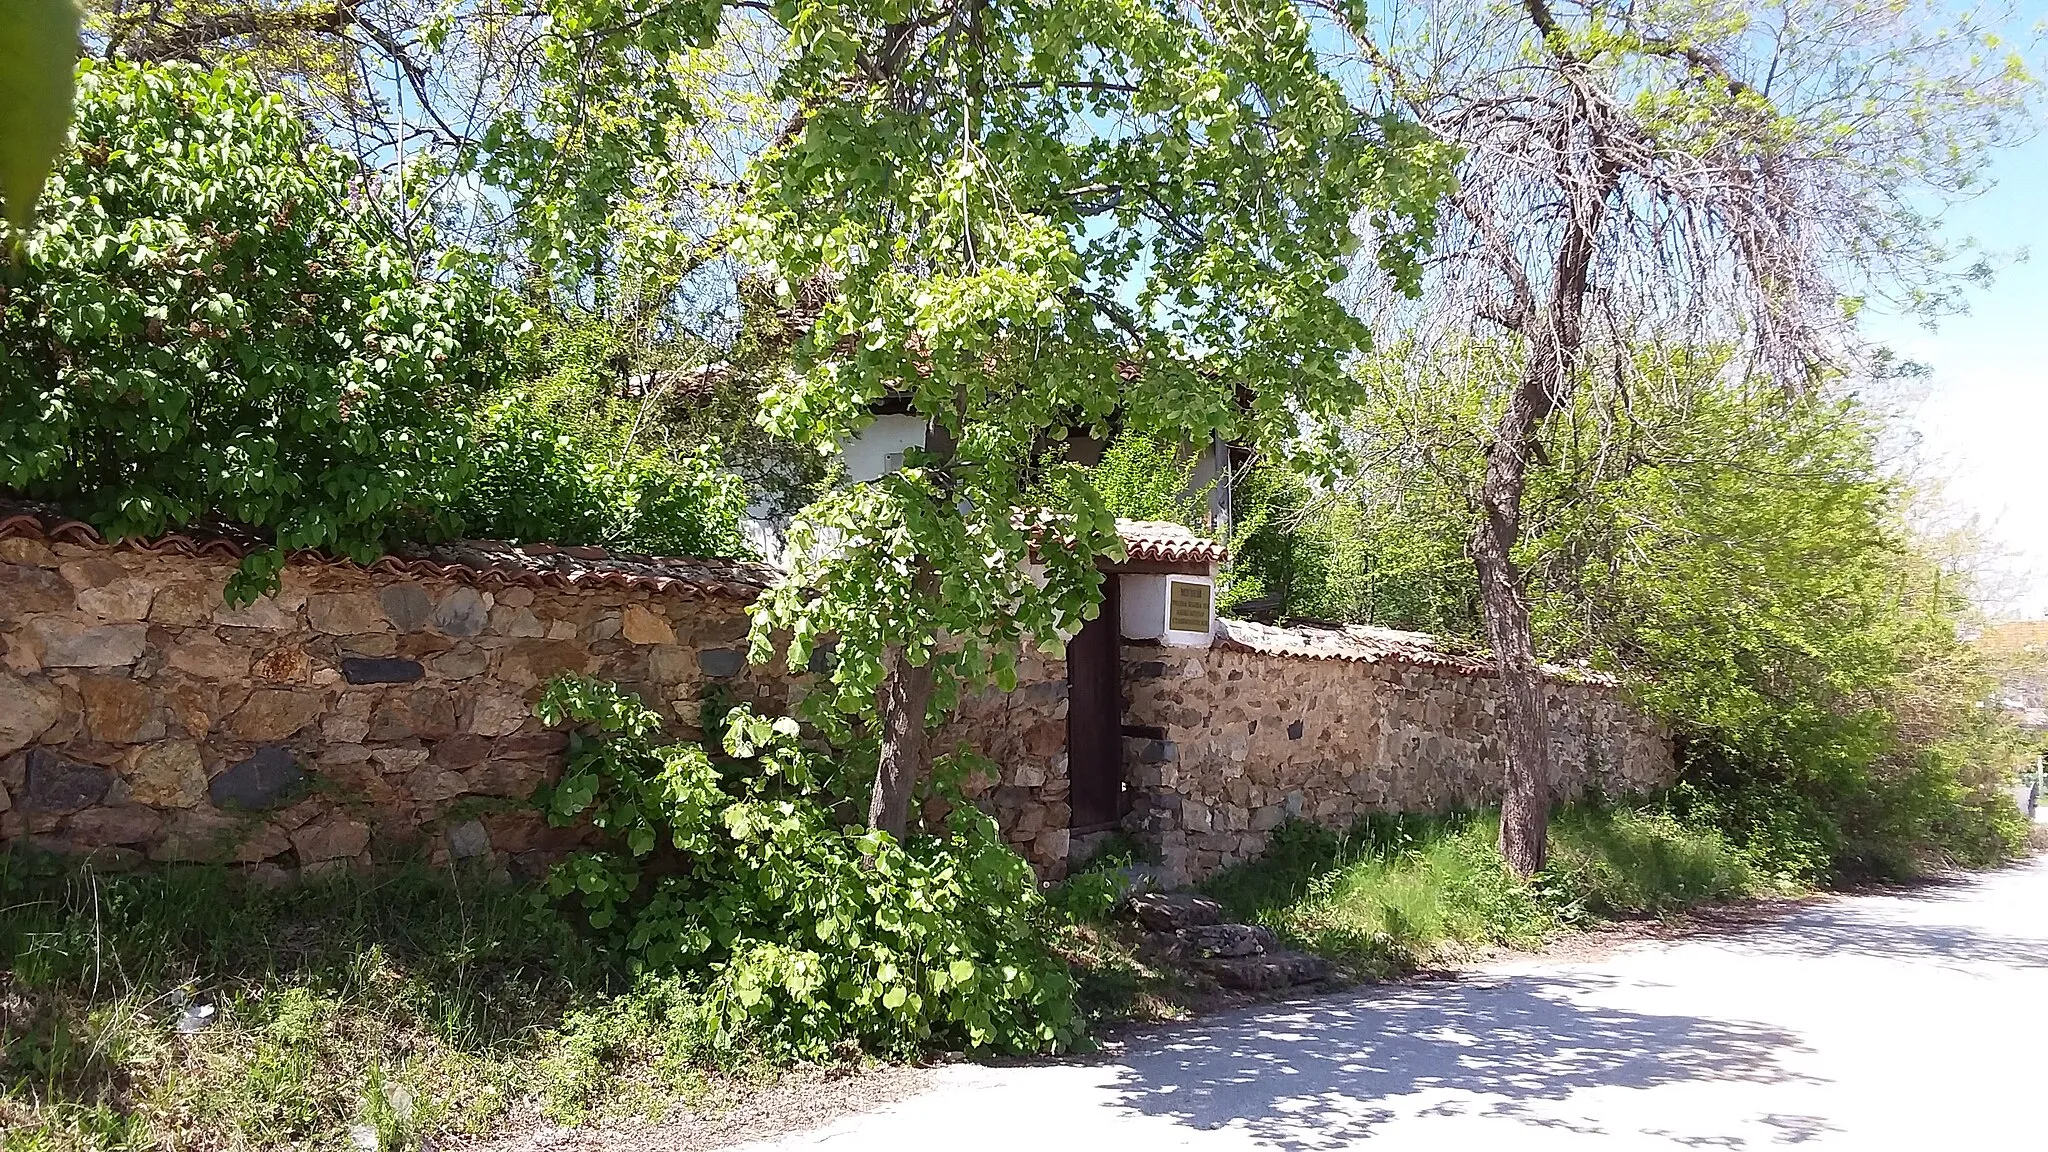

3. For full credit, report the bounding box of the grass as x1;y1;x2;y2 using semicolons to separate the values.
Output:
0;803;1783;1149
1201;802;1774;976
0;852;754;1152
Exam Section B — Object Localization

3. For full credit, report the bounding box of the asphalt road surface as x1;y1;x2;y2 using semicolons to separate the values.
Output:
731;859;2048;1150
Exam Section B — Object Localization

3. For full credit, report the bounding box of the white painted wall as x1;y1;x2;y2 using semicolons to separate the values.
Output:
841;414;928;483
1120;572;1215;647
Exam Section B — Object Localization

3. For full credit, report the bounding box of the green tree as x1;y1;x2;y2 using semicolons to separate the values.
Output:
0;60;504;596
1527;379;2029;876
1330;0;2038;873
1290;351;2031;877
81;3;817;528
738;0;1455;836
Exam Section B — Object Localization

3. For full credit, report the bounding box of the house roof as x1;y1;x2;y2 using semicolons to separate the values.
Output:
0;504;778;600
1115;519;1227;565
1977;620;2048;655
1214;617;1617;685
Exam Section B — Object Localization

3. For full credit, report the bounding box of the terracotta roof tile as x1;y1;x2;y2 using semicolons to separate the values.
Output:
0;504;778;600
1116;519;1226;565
1215;617;1616;685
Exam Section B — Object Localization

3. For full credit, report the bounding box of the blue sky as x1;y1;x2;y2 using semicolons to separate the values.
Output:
1868;118;2048;620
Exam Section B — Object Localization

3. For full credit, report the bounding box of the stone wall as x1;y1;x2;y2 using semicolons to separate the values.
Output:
943;656;1072;872
0;536;790;877
0;530;1081;878
1120;642;1675;883
0;524;1671;887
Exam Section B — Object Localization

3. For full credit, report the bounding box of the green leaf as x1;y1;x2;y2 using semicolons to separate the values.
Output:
0;0;77;235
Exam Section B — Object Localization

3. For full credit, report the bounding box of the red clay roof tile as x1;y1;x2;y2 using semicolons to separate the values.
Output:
1214;617;1615;685
1115;519;1226;565
0;505;777;600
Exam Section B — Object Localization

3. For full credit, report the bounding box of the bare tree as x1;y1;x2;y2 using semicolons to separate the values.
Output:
1319;0;2037;873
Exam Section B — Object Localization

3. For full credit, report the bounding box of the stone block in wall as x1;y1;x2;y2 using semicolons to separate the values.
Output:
80;675;163;744
315;747;403;807
0;671;62;756
0;562;71;616
76;578;156;621
369;746;430;772
698;648;746;678
379;583;433;631
21;750;112;812
152;807;290;864
229;689;325;743
24;618;147;667
209;746;307;810
307;593;387;636
464;694;531;738
464;758;549;799
405;766;469;804
66;805;164;846
647;645;694;684
429;733;490;769
1021;721;1064;760
340;657;424;685
431;588;489;637
429;647;490;680
124;741;208;807
447;819;491;859
480;809;583;856
251;645;312;683
621;604;675;644
491;732;568;759
292;816;372;863
144;577;222;627
57;558;123;590
212;589;306;631
1036;827;1070;864
368;689;456;742
495;639;589;687
491;604;548;638
0;539;56;567
166;633;251;680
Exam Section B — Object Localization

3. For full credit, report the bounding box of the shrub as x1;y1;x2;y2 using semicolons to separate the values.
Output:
0;61;755;599
0;61;504;597
457;393;753;560
532;676;1080;1059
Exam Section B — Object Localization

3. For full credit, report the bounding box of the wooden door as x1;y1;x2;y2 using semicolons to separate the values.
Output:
1068;578;1123;833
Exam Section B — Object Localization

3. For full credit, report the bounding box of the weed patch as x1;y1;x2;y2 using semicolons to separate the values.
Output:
0;853;651;1150
1201;804;1770;975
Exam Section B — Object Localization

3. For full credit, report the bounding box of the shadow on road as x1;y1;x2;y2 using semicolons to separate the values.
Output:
1728;907;2048;968
1104;974;1811;1149
1704;876;2048;969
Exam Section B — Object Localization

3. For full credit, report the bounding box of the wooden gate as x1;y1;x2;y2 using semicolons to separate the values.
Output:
1067;579;1124;833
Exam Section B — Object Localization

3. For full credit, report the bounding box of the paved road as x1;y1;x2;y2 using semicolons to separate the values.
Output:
733;859;2048;1150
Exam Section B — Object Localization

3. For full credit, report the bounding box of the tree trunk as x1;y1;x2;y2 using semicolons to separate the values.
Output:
1471;350;1559;876
1470;138;1616;876
868;638;935;840
866;416;955;840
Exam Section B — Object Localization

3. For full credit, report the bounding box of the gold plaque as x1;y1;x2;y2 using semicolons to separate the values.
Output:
1167;579;1212;633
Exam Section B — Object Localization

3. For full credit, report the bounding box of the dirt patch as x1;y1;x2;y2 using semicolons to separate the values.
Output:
452;1063;939;1152
1504;894;1819;965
